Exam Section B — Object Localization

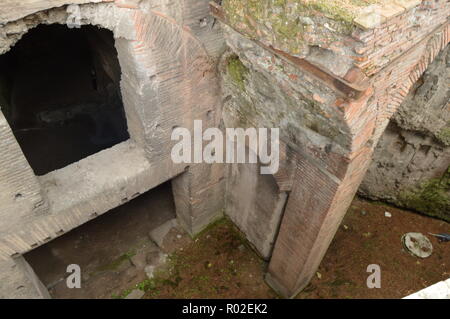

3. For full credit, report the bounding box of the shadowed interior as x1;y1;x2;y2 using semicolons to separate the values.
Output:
0;24;129;175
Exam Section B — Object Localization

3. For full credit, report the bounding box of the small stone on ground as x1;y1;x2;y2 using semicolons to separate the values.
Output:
125;289;144;299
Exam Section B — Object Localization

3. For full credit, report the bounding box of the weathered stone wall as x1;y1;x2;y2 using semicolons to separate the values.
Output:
0;0;226;260
225;160;288;260
0;64;12;119
0;257;50;299
86;27;123;90
0;112;48;224
360;45;450;221
220;29;353;169
0;0;108;23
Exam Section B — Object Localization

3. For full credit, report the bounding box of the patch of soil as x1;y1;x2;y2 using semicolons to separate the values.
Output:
132;198;449;299
297;198;449;299
141;219;278;299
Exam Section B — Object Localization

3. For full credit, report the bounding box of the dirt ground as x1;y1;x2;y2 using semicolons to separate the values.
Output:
133;197;449;299
140;219;278;299
27;193;448;299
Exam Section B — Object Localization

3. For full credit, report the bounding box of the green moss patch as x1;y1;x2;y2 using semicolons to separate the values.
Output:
399;167;450;222
226;55;249;91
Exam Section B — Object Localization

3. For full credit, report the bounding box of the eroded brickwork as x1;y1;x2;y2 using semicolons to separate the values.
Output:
361;46;450;222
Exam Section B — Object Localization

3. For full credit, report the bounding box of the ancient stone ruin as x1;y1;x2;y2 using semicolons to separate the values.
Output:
0;0;448;298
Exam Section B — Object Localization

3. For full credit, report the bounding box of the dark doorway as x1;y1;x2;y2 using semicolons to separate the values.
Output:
0;24;129;175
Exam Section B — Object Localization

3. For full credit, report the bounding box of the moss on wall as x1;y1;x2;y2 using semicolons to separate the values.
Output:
226;55;249;92
399;167;450;222
222;0;383;56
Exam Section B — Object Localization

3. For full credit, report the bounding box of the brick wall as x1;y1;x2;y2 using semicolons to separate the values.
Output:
217;0;450;297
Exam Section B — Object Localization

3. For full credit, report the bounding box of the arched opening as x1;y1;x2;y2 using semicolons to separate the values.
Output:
0;24;129;176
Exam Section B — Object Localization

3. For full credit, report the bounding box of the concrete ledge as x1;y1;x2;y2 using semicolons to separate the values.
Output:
0;0;110;24
0;257;49;299
404;278;450;299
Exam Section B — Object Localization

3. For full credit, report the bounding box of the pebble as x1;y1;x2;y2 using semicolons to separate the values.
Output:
125;289;144;299
385;211;392;218
144;265;155;279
